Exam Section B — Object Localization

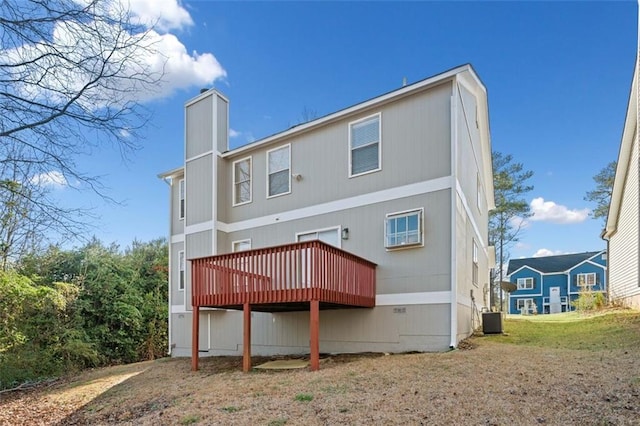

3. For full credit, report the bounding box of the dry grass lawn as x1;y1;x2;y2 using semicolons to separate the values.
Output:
1;310;639;425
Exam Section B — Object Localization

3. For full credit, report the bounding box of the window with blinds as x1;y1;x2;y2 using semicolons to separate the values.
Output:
267;145;290;197
349;113;381;177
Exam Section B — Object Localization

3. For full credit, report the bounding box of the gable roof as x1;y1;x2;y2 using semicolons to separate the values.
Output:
158;64;495;211
507;251;603;275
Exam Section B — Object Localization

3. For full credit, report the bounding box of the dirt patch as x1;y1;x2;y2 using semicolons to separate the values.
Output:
1;335;639;425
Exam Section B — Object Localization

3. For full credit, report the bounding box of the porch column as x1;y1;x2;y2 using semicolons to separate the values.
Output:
191;305;200;371
243;303;252;372
310;300;320;371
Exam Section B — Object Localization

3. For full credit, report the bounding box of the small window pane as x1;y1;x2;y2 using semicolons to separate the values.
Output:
269;147;289;172
352;144;379;175
269;170;289;196
351;118;379;148
397;216;406;233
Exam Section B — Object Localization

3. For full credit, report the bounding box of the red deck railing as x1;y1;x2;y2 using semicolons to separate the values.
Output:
190;240;377;310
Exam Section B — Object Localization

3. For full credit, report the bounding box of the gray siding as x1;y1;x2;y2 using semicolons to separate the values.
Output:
185;95;213;159
186;230;213;258
170;241;185;306
455;81;488;242
170;303;451;358
170;173;185;236
609;130;640;308
221;82;452;223
217;95;229;153
185;155;213;226
219;190;451;295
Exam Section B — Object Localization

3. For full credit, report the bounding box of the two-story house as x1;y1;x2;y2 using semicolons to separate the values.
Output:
159;64;495;371
507;251;607;315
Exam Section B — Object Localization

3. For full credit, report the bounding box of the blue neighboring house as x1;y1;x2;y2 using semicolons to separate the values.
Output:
507;251;607;314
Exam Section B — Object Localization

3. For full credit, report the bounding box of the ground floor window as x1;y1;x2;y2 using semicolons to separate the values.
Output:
178;250;185;291
516;298;536;314
384;208;423;249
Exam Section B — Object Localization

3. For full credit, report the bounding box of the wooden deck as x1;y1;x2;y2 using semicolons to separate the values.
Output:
189;240;377;371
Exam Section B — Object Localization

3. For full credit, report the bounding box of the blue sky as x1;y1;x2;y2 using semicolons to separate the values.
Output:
53;1;636;260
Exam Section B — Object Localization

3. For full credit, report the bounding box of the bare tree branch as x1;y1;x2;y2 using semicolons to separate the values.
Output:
0;0;166;263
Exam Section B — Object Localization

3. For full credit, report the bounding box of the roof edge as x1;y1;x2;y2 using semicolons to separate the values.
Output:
221;64;480;158
604;63;638;238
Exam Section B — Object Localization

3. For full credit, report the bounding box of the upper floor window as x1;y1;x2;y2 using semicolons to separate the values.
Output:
472;240;478;286
267;145;290;198
178;250;185;291
349;113;381;177
577;273;596;288
385;208;423;249
517;277;534;290
233;157;252;206
178;179;185;220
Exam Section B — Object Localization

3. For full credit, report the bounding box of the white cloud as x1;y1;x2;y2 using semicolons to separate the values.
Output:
30;171;68;189
147;32;226;101
532;248;564;258
529;197;589;224
126;0;194;32
229;128;240;138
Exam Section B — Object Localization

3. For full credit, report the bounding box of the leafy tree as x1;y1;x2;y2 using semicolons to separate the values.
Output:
489;152;534;310
0;270;97;389
3;238;168;388
584;161;616;222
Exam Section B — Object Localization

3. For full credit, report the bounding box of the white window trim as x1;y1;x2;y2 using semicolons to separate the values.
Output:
178;250;185;291
178;179;185;221
348;112;382;178
577;272;596;287
232;239;252;252
266;144;291;199
295;226;342;249
232;156;253;207
517;277;534;290
384;207;424;251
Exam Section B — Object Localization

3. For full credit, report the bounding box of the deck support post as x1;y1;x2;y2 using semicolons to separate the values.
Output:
191;305;200;371
310;300;320;371
243;303;252;372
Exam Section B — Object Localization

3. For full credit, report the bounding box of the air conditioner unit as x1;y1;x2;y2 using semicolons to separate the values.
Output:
482;312;503;334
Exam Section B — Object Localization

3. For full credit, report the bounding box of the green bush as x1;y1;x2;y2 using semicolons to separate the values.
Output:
572;290;606;312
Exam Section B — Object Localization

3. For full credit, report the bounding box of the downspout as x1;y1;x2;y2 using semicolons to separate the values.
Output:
161;176;173;356
449;80;459;348
601;229;610;302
